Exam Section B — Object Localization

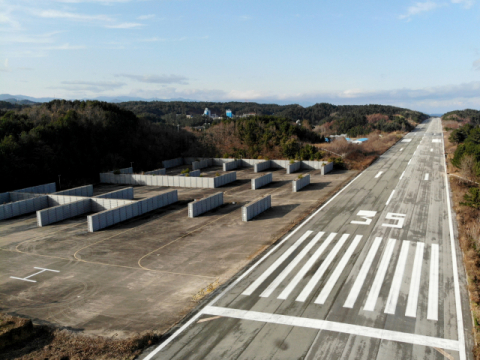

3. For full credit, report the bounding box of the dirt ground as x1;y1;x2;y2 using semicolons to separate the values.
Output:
0;166;357;343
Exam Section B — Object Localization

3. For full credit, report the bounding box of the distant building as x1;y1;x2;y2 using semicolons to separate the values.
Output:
351;138;368;144
226;109;233;118
240;112;256;118
203;108;211;117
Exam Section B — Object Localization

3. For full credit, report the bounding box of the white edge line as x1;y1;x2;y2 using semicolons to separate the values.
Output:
400;171;405;180
441;121;467;360
202;306;460;352
143;165;368;357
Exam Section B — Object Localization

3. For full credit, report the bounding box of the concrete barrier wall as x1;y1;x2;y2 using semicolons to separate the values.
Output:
0;196;49;220
252;173;273;190
14;183;56;194
321;162;334;175
242;195;271;221
301;161;327;170
188;192;223;218
145;168;166;176
270;160;290;169
95;187;134;200
223;160;240;171
47;195;87;207
286;161;301;174
254;160;272;173
163;158;183;169
37;198;92;227
55;185;93;197
189;170;201;177
99;173;220;188
293;174;311;192
214;172;236;187
0;193;10;204
87;190;178;232
91;198;135;212
9;192;40;202
192;158;213;170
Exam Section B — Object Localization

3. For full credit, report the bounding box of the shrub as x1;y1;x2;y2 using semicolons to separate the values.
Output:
215;172;220;177
181;168;190;174
461;188;480;209
297;174;303;179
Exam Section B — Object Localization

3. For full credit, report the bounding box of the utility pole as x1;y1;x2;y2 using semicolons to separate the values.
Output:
130;162;134;171
58;175;61;190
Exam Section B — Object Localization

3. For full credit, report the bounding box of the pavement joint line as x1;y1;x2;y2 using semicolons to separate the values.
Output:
201;305;460;352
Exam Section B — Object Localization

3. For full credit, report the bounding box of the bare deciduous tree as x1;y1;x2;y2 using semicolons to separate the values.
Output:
460;154;477;183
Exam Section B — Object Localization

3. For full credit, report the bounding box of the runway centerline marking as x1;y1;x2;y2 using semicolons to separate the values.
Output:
425;173;429;181
375;171;383;178
202;306;460;352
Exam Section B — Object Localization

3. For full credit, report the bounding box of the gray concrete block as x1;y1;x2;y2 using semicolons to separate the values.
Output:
95;187;134;200
254;160;271;173
223;160;240;171
37;198;92;226
321;162;334;175
292;174;311;192
252;173;273;190
13;183;56;194
188;192;223;218
55;185;93;197
0;195;49;220
162;158;183;168
145;168;166;176
286;161;301;174
242;195;271;221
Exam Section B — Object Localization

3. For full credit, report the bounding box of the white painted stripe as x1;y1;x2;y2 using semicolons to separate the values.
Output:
10;276;37;283
242;231;313;296
315;235;363;304
364;238;396;311
431;148;433;152
405;242;425;318
296;234;349;302
33;267;60;272
375;171;383;178
400;148;404;151
417;145;420;149
278;232;336;300
400;171;405;180
260;232;324;298
441;121;467;360
386;190;395;205
344;237;383;308
408;159;412;165
428;243;439;321
203;306;460;352
425;173;429;181
385;240;410;314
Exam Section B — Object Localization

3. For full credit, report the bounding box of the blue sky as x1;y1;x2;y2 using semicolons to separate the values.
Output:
0;0;479;113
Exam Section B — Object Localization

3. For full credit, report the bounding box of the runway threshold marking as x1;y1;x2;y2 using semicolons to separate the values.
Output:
201;306;460;352
385;241;410;314
425;173;429;180
428;243;439;321
405;242;425;318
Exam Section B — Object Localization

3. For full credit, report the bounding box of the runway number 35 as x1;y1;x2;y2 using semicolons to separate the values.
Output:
351;211;406;229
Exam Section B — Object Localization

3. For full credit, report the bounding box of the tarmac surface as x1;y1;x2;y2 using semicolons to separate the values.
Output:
142;118;474;360
0;157;354;338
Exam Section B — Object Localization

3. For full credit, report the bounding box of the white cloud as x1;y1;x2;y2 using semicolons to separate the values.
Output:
473;58;480;70
137;14;155;20
44;43;86;50
116;73;189;84
36;9;113;22
57;80;126;92
451;0;475;8
399;1;440;19
105;22;143;29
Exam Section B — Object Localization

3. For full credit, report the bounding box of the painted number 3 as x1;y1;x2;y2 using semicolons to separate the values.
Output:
351;211;406;229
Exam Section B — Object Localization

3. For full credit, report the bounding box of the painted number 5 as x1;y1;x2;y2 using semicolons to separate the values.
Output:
351;210;377;225
382;213;406;229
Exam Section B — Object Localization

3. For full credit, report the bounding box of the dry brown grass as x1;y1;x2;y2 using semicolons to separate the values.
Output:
316;131;403;170
444;126;480;358
0;313;161;360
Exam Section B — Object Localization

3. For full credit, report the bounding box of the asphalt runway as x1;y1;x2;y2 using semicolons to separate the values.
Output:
143;118;473;360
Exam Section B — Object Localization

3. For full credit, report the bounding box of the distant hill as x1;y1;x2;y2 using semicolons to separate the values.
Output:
442;109;480;125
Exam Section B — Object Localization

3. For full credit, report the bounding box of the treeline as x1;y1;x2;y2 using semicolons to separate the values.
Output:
118;101;428;132
203;116;325;160
0;100;212;192
443;109;480;125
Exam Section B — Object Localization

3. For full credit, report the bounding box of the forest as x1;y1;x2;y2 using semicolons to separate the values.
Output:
443;109;480;125
118;101;428;134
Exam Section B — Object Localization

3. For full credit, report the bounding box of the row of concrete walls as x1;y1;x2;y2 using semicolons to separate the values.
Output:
0;193;10;204
321;162;334;175
223;160;240;171
192;158;213;170
286;161;301;174
254;160;272;173
9;192;39;202
0;196;49;220
55;185;93;197
242;195;271;221
14;183;56;194
293;174;311;192
190;170;201;177
188;192;223;218
95;187;134;200
145;168;166;176
87;190;178;232
163;158;183;169
214;172;237;187
37;198;92;227
252;173;273;190
91;198;135;212
301;160;328;170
